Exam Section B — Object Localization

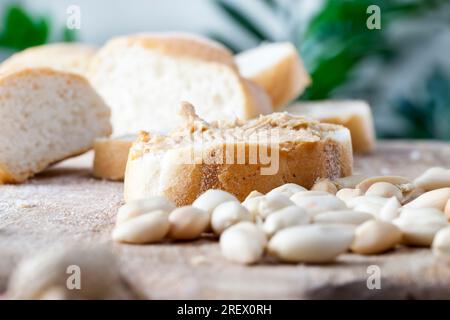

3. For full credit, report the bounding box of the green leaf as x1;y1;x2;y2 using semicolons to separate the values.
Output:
0;5;50;50
215;0;270;41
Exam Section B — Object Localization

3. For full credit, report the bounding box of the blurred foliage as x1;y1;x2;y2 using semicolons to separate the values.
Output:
0;4;77;51
392;69;450;139
213;0;450;139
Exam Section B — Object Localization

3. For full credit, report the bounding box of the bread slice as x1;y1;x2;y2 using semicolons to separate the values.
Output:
0;68;111;183
286;100;376;153
235;42;311;110
0;43;96;75
124;102;352;206
88;32;272;135
93;135;137;181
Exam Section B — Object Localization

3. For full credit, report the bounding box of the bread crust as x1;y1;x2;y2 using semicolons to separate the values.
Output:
236;43;311;110
0;43;96;75
89;32;237;72
93;136;135;181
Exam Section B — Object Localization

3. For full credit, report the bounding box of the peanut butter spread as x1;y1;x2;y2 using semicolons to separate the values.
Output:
130;102;347;160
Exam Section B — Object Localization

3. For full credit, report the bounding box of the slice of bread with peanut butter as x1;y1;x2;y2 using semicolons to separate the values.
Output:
124;102;353;206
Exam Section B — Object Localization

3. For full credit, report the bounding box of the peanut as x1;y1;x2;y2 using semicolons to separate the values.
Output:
311;179;338;195
378;197;401;221
393;208;448;246
262;206;310;236
432;227;450;261
211;201;252;235
112;210;170;244
336;188;363;203
414;167;450;191
403;188;450;211
116;197;176;225
350;220;402;254
168;206;209;240
192;189;238;214
245;193;294;220
244;190;264;200
220;222;267;264
332;175;367;189
346;195;389;209
356;176;411;193
266;183;307;198
313;210;374;226
365;182;403;201
290;194;346;216
267;225;354;263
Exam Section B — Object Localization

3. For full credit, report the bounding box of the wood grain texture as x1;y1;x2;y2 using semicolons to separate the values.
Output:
1;140;450;299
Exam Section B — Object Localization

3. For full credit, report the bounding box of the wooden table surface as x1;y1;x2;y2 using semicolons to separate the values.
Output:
1;140;450;299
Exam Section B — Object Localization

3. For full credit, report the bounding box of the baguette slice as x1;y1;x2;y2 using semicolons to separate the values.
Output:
0;68;111;183
236;42;311;110
286;100;376;153
93;135;137;181
124;102;353;206
88;32;272;135
0;43;96;75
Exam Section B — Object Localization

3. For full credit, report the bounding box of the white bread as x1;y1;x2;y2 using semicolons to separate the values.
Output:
0;43;96;75
236;42;311;110
124;102;353;206
286;100;376;154
88;32;272;135
0;68;111;183
93;135;137;181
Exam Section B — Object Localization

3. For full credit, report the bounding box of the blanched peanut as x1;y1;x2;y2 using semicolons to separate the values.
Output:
244;193;294;220
112;210;170;244
192;189;238;214
346;195;389;209
290;191;330;198
311;179;337;195
445;199;450;220
414;167;450;191
356;176;411;193
267;225;354;263
332;175;367;189
336;188;363;203
244;190;264;200
365;182;403;201
403;188;450;211
168;206;209;240
393;208;448;246
353;203;383;216
432;227;450;261
351;220;402;254
313;210;374;226
116;197;176;225
290;194;346;216
378;197;401;221
262;206;310;236
220;222;267;264
266;183;307;198
211;201;252;235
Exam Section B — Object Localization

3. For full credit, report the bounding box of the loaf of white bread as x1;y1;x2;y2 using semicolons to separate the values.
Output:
0;43;96;76
286;100;376;153
236;42;311;110
0;68;111;183
124;102;353;205
88;33;273;136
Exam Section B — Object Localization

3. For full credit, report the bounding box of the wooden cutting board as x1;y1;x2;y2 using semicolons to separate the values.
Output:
1;140;450;299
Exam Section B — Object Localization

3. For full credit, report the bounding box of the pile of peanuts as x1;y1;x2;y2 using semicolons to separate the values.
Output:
112;167;450;265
